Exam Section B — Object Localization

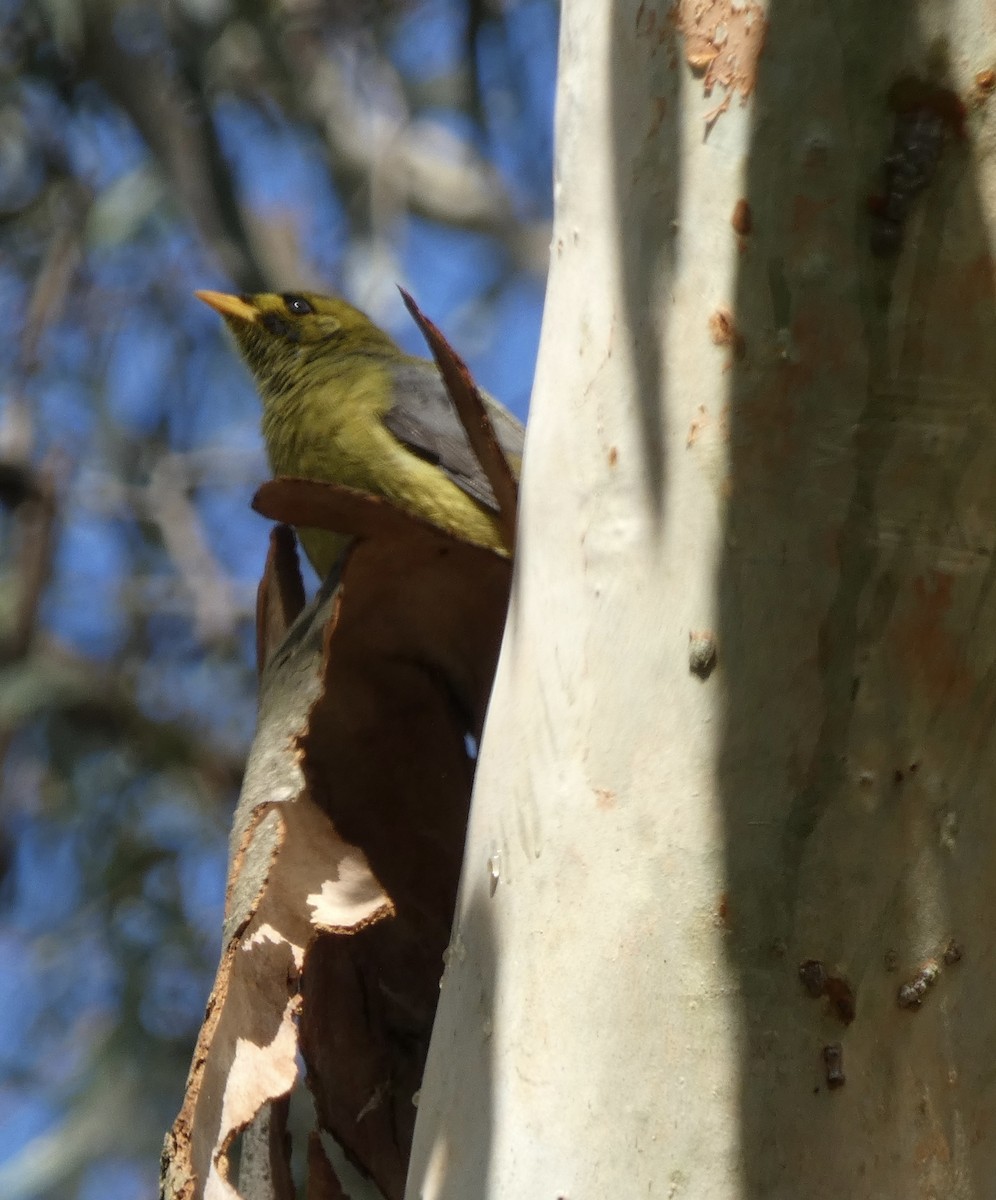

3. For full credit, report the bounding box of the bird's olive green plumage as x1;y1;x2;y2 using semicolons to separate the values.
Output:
196;289;524;578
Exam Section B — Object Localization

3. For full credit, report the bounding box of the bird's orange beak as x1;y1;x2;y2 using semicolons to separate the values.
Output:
195;290;259;323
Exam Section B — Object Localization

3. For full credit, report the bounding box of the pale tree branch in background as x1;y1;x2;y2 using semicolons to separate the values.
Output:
212;3;551;270
78;0;268;291
0;1060;144;1200
0;635;246;793
147;454;243;643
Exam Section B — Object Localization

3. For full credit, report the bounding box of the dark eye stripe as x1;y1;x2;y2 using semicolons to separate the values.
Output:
282;294;314;316
261;312;299;341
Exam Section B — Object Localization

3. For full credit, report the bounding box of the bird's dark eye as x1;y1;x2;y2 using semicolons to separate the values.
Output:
282;294;314;316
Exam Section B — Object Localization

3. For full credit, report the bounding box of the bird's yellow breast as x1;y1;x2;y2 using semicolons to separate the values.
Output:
260;356;505;578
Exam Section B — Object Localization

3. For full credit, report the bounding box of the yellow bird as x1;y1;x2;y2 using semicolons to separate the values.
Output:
196;289;524;579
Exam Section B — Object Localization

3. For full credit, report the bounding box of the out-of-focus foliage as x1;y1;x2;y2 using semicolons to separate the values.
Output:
0;1;555;1195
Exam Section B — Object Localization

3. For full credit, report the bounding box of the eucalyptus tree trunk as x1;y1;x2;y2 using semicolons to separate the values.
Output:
407;0;996;1196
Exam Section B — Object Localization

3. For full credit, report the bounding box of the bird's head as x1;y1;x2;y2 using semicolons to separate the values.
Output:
196;289;400;398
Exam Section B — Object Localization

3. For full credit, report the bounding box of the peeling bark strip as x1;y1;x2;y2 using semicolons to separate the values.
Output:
672;0;767;101
163;520;511;1200
162;319;516;1200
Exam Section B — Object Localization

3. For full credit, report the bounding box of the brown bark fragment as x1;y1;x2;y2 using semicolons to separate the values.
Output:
675;0;767;104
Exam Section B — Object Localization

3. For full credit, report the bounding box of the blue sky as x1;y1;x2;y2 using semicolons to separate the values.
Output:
0;1;557;1195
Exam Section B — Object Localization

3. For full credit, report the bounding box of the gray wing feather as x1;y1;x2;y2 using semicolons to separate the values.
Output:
383;359;524;512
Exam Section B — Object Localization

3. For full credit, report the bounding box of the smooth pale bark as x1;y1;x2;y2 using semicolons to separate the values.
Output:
408;0;996;1197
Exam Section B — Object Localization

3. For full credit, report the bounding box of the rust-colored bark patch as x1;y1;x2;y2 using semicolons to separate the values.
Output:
709;308;746;361
648;95;670;139
890;76;966;138
790;193;839;240
674;0;767;102
893;571;972;703
686;404;708;448
798;960;855;1025
914;1129;952;1165
824;975;856;1025
972;68;996;105
594;787;617;811
731;198;752;236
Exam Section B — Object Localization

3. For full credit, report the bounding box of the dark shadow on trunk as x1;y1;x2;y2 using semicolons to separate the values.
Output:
719;2;996;1192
